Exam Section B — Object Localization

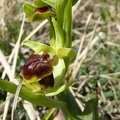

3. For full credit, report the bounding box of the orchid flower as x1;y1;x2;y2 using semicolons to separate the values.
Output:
20;0;75;96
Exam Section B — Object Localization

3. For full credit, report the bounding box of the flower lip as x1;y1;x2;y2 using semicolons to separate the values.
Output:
39;73;54;88
34;6;55;13
21;53;53;81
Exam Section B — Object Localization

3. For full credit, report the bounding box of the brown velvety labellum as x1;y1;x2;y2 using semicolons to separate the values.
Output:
34;6;55;13
21;53;53;80
39;73;54;88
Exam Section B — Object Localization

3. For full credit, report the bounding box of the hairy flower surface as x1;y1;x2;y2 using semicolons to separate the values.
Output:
34;6;55;13
20;53;54;89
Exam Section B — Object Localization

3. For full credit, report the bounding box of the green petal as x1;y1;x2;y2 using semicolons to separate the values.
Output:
23;3;36;17
41;81;73;96
56;47;75;59
0;79;67;107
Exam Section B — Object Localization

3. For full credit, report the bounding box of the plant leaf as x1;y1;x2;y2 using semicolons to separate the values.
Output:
0;79;66;108
80;97;98;120
98;115;108;120
23;3;36;17
72;0;79;6
63;0;72;47
41;81;73;96
57;89;82;120
55;0;68;27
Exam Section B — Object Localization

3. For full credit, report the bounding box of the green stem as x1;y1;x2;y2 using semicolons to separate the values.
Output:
42;108;56;120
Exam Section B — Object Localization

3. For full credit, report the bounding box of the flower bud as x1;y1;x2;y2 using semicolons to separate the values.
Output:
27;6;56;21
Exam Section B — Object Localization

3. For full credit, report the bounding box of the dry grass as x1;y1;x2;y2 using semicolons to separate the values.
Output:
0;0;120;119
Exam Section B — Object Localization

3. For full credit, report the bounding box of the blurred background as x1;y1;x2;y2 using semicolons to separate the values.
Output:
0;0;120;119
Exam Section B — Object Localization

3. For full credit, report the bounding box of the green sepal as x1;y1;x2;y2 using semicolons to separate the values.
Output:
34;0;46;7
0;79;66;108
27;11;56;22
41;80;73;96
56;47;75;59
42;0;55;9
23;40;55;55
23;40;46;52
53;59;66;87
23;3;36;17
52;55;58;66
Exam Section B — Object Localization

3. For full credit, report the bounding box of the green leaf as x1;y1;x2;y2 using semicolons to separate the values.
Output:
52;17;64;47
110;53;120;70
80;97;98;120
41;81;73;96
55;0;68;27
34;0;46;7
104;91;114;98
57;89;82;120
42;0;55;9
0;79;66;108
23;40;55;55
63;0;72;47
23;3;36;17
98;115;108;120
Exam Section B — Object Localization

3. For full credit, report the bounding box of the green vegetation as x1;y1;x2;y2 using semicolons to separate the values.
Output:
0;0;120;119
